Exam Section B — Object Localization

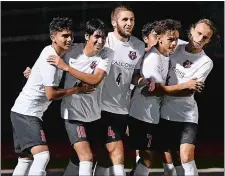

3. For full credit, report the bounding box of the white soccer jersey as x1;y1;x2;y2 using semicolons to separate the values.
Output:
161;43;213;123
61;43;113;122
101;32;145;114
11;45;63;120
129;47;170;124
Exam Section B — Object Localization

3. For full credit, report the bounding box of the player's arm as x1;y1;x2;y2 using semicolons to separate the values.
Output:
42;57;94;101
45;83;94;101
141;80;203;97
140;53;199;97
47;52;113;86
131;52;155;90
143;60;213;97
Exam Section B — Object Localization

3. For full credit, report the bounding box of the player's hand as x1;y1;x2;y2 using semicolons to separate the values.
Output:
138;77;155;92
23;67;31;78
185;78;205;93
47;55;68;71
77;82;96;94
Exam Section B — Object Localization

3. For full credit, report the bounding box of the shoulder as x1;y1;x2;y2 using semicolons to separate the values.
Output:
144;47;160;60
39;45;56;60
130;36;145;48
199;54;213;67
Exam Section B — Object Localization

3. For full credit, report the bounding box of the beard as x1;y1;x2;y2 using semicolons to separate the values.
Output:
116;23;133;39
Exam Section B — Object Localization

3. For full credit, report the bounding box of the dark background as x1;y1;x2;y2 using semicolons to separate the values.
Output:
2;1;224;151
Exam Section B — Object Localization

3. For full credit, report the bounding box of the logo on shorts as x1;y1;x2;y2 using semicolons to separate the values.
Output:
128;51;137;60
108;126;115;139
147;134;152;148
40;130;46;142
183;60;193;68
90;61;97;69
77;126;87;138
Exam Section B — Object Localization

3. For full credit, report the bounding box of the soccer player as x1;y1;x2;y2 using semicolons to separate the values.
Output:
128;19;185;176
47;18;114;176
129;20;159;169
160;19;216;176
93;4;147;176
10;17;94;176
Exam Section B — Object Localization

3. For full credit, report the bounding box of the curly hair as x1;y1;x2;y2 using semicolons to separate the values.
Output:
49;17;73;35
154;19;181;35
142;21;158;38
188;18;220;48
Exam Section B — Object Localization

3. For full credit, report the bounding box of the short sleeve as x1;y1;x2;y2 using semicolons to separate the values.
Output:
40;50;61;87
193;61;213;82
142;52;164;83
96;48;114;74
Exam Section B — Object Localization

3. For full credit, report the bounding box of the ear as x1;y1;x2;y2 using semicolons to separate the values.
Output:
157;35;162;43
143;36;148;44
85;33;90;41
111;20;117;28
50;34;55;42
190;27;195;35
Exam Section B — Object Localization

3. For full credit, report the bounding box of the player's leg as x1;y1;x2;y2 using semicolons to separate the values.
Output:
128;116;156;176
159;119;177;176
161;151;179;176
11;112;33;175
180;122;198;176
11;111;50;176
64;120;93;176
95;111;127;176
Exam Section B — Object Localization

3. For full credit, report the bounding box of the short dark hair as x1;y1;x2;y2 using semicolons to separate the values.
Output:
85;18;108;37
154;19;181;35
49;17;73;35
142;21;158;38
111;4;133;22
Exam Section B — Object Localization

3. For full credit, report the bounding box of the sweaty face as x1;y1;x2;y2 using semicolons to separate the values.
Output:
86;30;107;54
159;30;179;54
52;30;73;50
190;23;213;49
114;10;135;38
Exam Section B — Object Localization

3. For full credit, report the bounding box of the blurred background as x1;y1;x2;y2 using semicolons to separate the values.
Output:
2;1;224;169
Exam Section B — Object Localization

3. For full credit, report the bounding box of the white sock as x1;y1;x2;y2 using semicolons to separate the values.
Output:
134;163;150;176
28;151;50;176
175;165;185;176
93;164;109;176
136;155;140;163
182;160;198;176
13;158;33;176
109;164;125;176
79;161;93;176
163;163;177;176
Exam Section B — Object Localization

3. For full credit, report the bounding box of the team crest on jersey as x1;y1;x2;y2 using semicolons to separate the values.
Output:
90;61;97;69
183;60;193;68
128;51;137;60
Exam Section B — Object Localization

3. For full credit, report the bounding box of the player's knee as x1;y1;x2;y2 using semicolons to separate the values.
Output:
180;145;195;163
79;152;93;161
31;145;49;155
110;147;124;164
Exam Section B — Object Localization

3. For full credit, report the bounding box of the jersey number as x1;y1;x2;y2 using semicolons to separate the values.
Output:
116;73;122;85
